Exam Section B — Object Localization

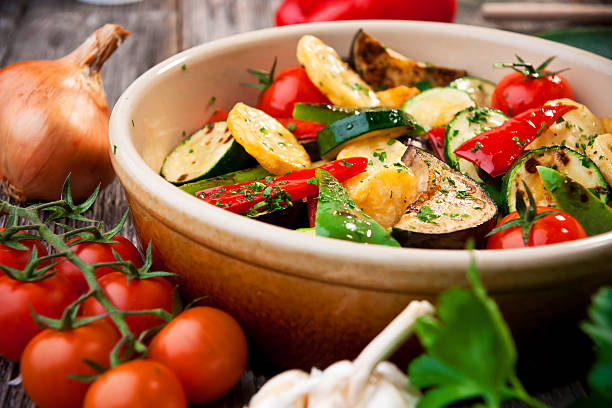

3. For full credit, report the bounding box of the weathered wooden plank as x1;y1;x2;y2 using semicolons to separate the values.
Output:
180;0;280;49
0;0;28;65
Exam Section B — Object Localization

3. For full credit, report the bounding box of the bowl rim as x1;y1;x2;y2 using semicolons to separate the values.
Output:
110;20;612;292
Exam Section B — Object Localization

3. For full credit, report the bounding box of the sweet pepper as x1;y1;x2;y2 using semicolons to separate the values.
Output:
275;0;457;26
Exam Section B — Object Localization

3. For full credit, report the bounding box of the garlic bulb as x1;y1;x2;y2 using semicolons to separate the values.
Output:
248;300;434;408
0;24;129;202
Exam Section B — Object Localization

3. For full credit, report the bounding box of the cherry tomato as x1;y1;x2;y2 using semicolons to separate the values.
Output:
0;273;79;361
491;71;574;117
148;307;248;404
83;360;187;408
81;272;174;336
487;206;586;249
257;66;329;118
0;228;48;270
20;321;119;408
56;235;143;293
203;108;229;126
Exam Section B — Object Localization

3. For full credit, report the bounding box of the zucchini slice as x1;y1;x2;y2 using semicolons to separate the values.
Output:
178;166;271;196
227;103;311;175
450;76;496;107
586;133;612;186
292;103;386;124
349;29;467;90
317;109;423;160
161;121;255;185
502;146;610;213
402;87;476;128
297;35;380;108
392;147;498;249
445;107;508;182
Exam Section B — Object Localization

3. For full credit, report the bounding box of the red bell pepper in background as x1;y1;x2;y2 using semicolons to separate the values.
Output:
453;104;577;178
277;118;326;140
275;0;457;26
203;109;229;126
426;126;447;161
197;157;368;215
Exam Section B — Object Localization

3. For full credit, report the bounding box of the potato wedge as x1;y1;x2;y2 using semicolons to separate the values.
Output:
297;35;380;108
227;103;311;175
375;86;420;109
337;136;423;228
527;98;605;154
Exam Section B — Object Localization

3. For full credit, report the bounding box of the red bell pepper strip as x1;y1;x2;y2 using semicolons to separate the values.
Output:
275;0;457;26
196;157;367;215
426;126;446;161
453;104;577;178
277;118;326;140
203;109;229;126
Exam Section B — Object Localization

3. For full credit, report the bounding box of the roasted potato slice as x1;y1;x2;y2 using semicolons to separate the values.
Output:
227;103;311;175
297;35;380;108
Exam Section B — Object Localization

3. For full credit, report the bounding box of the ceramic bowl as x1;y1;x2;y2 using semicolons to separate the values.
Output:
109;20;612;370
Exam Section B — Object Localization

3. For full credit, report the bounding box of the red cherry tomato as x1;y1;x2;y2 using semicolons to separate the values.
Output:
257;66;329;118
491;71;574;117
83;360;187;408
20;321;119;408
0;273;79;361
81;272;174;336
487;206;586;249
203;108;229;126
148;307;248;404
56;235;143;293
0;228;48;270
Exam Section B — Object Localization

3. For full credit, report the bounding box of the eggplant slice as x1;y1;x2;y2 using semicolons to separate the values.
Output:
392;147;497;249
349;29;467;90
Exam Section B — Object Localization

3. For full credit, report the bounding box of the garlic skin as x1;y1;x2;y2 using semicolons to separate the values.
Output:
0;24;129;202
247;301;433;408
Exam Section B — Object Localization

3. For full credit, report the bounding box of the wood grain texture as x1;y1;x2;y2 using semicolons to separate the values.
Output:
0;0;593;406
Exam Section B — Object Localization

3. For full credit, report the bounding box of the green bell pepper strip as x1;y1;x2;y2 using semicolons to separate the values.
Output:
537;166;612;236
314;169;400;247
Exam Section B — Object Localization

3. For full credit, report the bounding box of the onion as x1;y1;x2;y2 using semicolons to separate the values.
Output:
0;24;130;202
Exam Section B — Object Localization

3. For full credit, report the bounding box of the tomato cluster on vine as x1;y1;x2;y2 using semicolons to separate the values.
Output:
0;184;248;408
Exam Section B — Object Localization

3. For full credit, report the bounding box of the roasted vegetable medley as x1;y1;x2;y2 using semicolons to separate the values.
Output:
162;30;612;249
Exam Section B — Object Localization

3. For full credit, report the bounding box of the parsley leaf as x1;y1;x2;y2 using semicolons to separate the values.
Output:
409;253;547;408
572;287;612;407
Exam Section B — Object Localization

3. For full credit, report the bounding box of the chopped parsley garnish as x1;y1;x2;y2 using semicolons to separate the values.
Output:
471;142;483;152
209;96;216;105
260;127;268;134
416;206;440;224
286;123;297;132
340;160;353;167
373;151;387;162
181;64;187;71
306;177;318;185
415;79;433;91
387;138;395;146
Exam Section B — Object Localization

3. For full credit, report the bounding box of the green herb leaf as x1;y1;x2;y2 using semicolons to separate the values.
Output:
573;287;612;407
409;252;546;408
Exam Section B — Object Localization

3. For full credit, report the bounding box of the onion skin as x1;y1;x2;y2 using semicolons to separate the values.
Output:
0;24;129;202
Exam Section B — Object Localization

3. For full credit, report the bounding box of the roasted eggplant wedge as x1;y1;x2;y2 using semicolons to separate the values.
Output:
349;30;467;90
392;147;498;249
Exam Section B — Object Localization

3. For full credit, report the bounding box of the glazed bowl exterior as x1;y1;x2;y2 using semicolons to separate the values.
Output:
109;21;612;369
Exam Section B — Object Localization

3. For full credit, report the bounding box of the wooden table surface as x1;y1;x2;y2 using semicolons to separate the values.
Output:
0;0;606;406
